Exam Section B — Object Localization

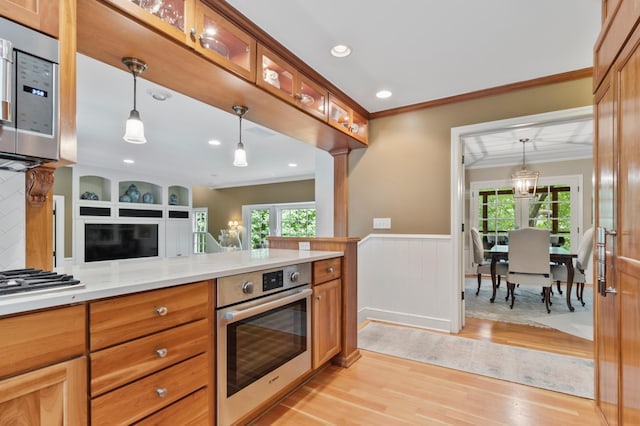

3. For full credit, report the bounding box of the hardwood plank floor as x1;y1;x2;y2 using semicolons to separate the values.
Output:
252;318;599;426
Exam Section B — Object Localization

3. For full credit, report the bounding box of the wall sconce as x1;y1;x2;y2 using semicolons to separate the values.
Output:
122;57;148;144
232;105;248;167
512;138;539;198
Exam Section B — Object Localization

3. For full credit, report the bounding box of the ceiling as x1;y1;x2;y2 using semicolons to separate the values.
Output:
75;1;601;186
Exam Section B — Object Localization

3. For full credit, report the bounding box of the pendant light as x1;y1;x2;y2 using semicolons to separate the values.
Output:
512;138;539;198
122;57;148;144
232;105;248;167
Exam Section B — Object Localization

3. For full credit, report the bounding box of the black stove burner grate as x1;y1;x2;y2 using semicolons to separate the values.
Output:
0;268;82;296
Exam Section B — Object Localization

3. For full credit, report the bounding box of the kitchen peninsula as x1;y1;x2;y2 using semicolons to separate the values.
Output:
0;249;346;425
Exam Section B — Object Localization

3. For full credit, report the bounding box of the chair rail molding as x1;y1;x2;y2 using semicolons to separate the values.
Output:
358;234;454;332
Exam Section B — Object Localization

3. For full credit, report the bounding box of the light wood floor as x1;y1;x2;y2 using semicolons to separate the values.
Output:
252;318;600;426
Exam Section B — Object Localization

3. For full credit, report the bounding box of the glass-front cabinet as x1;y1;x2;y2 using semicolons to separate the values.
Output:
328;95;368;144
104;0;196;45
194;2;256;81
257;45;327;121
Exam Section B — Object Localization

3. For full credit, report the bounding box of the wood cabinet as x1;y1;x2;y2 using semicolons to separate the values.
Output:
312;258;342;368
104;0;196;46
0;0;59;37
89;281;213;424
193;1;256;81
257;44;327;120
0;305;87;424
328;95;368;144
593;3;640;425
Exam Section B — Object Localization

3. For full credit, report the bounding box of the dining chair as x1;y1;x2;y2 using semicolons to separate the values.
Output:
551;227;594;306
507;228;553;313
471;227;507;295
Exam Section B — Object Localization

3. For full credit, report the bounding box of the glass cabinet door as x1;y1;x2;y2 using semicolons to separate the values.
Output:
257;46;295;98
297;75;327;121
328;97;350;131
351;110;368;144
107;0;194;45
195;3;256;81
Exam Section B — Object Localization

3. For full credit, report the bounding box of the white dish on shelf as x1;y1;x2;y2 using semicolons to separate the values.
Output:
299;93;315;106
200;36;230;59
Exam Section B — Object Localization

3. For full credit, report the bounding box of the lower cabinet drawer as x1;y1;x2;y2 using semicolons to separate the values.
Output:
133;388;209;425
90;281;209;351
91;354;208;425
91;319;209;396
314;257;341;284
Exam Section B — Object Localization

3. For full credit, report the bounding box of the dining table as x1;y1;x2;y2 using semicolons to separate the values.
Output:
488;245;579;311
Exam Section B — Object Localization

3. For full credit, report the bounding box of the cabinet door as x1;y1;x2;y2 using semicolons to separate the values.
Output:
0;357;87;425
312;278;342;368
257;44;295;101
0;0;58;37
103;0;196;46
328;96;351;133
166;219;193;257
194;2;256;81
297;74;328;121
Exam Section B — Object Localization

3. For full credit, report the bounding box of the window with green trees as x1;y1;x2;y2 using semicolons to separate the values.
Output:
243;202;316;249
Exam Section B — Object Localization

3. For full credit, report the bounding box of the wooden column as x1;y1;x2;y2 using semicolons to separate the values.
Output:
267;237;362;368
332;149;349;237
25;167;55;270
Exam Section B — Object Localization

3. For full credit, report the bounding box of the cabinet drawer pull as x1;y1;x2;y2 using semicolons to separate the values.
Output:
316;295;322;301
156;348;168;358
156;387;168;398
327;267;334;273
155;306;168;316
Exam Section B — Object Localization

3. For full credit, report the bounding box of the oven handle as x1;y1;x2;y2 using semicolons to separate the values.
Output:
222;288;312;324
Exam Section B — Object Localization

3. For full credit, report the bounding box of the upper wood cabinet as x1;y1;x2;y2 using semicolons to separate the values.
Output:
257;44;327;120
193;2;256;81
104;0;197;46
328;95;368;144
0;0;59;37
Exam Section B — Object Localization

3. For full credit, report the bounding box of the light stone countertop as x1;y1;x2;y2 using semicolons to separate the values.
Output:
0;248;342;316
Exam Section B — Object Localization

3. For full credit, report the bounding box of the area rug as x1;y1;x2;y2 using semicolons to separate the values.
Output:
358;321;594;399
465;278;593;340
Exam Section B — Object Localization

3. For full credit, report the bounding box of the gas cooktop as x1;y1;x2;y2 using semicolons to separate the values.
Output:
0;268;83;297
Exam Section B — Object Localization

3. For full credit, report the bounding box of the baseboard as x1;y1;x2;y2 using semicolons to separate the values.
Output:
358;307;451;333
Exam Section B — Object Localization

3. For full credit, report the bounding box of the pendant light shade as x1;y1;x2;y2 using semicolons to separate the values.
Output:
122;57;148;144
512;138;539;198
232;105;249;167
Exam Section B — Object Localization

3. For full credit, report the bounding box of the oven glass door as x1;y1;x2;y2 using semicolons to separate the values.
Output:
226;297;308;397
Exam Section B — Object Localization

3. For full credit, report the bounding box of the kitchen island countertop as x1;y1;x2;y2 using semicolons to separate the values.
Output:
0;249;342;316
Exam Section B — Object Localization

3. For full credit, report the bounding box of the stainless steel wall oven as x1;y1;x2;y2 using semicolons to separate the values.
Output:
216;263;311;426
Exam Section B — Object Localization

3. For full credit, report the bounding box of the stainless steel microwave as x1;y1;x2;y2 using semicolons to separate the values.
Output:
0;17;59;171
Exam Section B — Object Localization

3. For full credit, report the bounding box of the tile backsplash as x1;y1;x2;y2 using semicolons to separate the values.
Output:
0;170;26;270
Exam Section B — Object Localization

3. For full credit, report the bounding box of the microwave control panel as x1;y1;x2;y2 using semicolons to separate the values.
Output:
15;51;54;136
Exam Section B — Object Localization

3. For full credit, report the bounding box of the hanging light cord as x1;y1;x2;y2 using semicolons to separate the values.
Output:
132;71;138;111
520;138;528;169
238;112;244;148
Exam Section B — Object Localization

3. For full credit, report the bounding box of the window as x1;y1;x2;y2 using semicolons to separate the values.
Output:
470;176;582;252
193;208;208;254
242;202;316;249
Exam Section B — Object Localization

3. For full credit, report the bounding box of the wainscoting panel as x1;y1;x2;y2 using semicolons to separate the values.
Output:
358;234;453;332
0;171;26;270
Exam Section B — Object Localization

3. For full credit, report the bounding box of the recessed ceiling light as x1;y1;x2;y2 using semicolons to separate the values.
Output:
147;89;171;101
331;44;351;58
208;139;221;146
376;90;392;99
123;158;135;164
288;163;298;168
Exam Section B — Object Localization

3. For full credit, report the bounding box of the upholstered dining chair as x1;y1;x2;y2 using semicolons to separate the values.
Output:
507;228;553;313
551;227;594;306
471;227;507;296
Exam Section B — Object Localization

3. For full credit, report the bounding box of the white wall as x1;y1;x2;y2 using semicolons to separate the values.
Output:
0;170;26;270
358;234;455;332
314;150;333;237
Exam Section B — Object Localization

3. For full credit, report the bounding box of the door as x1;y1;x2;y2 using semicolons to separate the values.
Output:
614;27;640;425
594;74;619;425
595;19;640;425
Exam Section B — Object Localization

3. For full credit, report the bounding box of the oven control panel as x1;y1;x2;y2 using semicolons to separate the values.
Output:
263;270;284;291
217;262;311;308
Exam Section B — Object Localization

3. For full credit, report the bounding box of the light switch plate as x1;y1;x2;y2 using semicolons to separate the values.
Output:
298;241;311;250
373;217;391;229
